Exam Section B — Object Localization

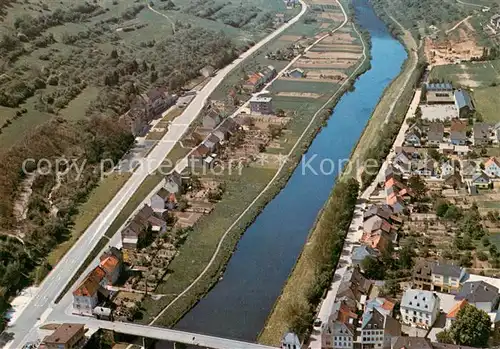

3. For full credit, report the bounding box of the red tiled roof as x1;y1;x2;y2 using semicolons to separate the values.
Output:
99;256;120;275
485;157;500;168
447;299;468;318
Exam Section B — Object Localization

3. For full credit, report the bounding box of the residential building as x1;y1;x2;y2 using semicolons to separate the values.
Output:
454;145;470;156
412;259;435;291
450;119;468;145
484;157;500;177
412;159;435;177
491;14;500;29
42;323;85;349
365;297;396;317
455;281;499;312
439;143;454;155
144;87;176;117
454;89;475;118
443;173;463;189
72;275;100;316
249;96;273;115
400;289;440;329
392;150;412;176
321;300;357;349
363;204;393;222
361;216;393;252
218;117;239;137
426;83;454;104
336;266;372;304
203;133;221;152
473;123;490;146
99;254;122;285
446;299;468;329
202;113;222;129
427;123;444;146
243;66;276;92
471;171;492;189
165;171;183;194
460;160;479;180
440;161;455;177
431;263;467;293
150;188;170;212
93;306;113;320
360;307;401;349
281;332;300;349
352;245;379;268
404;125;422;147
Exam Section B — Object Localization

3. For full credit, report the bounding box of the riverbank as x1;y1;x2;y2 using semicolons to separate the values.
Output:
136;0;373;331
258;1;419;345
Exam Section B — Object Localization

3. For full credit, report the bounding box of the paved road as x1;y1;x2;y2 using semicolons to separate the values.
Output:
5;2;307;347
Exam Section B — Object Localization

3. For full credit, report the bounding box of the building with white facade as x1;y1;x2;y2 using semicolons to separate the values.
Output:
400;289;440;329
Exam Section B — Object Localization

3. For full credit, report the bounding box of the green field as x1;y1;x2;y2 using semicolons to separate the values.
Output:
473;85;500;123
429;60;500;88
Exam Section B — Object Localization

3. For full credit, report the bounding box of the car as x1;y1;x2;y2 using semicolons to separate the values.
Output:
313;318;322;328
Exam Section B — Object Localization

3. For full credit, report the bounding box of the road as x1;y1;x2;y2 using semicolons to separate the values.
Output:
446;15;473;34
4;2;308;347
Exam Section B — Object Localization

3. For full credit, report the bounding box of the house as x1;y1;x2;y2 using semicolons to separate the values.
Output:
93;306;113;320
121;221;144;250
392;150;412;175
249;96;273;115
281;332;300;349
99;254;122;285
391;337;433;349
336;266;372;303
491;14;500;29
455;281;499;312
454;145;470;156
404;125;422;147
288;68;305;78
446;299;468;329
394;146;419;158
439;143;454;155
412;259;435;291
471;171;492;189
150;188;171;212
427;123;444;146
352;245;379;268
243;72;265;92
363;204;393;221
454;89;475;118
72;275;100;316
400;289;440;329
473;123;490;146
144;87;176;117
450;120;468;145
199;65;215;78
484;157;500;177
431;263;467;293
321;300;357;349
274;13;285;25
361;216;394;252
165;171;183;194
202;106;223;129
203;133;221;152
461;160;479;180
412;159;435;177
365;297;396;317
121;205;165;249
443;172;463;189
360;307;401;349
426;83;454;104
42;323;85;349
440;161;455;177
218;117;239;137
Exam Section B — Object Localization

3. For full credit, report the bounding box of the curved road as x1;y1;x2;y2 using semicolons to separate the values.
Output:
5;2;307;347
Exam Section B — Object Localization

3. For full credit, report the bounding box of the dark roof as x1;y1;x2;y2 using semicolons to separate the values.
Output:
427;83;453;91
455;281;499;303
392;337;433;349
364;204;393;221
473;123;489;140
427;123;444;142
450;130;467;141
431;343;482;349
432;262;463;278
155;188;170;200
413;258;435;280
137;205;154;221
454;89;474;110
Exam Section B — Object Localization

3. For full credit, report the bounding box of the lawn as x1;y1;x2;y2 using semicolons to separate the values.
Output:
429;60;500;88
473;85;500;123
46;172;131;266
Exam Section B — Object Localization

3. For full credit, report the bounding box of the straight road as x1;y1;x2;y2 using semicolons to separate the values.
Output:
5;2;308;347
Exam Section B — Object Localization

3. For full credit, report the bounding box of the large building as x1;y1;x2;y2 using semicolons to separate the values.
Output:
425;83;454;104
400;289;440;329
43;323;86;349
249;96;273;115
431;263;467;293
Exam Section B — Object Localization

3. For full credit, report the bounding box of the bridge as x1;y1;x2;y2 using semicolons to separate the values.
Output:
77;318;279;349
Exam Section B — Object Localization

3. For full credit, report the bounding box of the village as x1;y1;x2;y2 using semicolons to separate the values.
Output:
302;73;500;349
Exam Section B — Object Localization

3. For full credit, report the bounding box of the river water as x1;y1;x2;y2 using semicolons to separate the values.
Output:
157;0;407;347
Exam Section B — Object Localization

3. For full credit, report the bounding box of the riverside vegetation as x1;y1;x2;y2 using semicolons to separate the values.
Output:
0;0;289;326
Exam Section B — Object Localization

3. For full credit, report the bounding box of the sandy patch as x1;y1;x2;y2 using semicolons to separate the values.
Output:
280;35;302;42
463;18;475;32
276;91;323;98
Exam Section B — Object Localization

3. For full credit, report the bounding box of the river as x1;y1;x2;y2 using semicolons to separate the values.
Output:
157;0;407;347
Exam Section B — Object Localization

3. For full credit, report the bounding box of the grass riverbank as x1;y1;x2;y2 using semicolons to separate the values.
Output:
258;6;423;346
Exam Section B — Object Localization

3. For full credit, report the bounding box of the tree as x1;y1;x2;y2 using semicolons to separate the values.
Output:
408;175;426;200
381;279;400;297
450;304;491;347
436;200;449;217
361;256;385;280
436;330;454;344
428;148;441;161
399;244;415;270
482;236;490;247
